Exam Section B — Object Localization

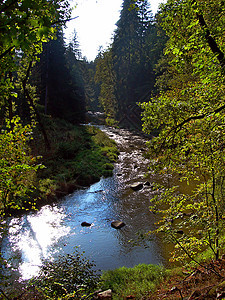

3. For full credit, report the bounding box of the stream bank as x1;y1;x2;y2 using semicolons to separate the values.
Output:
22;118;120;213
1;125;169;289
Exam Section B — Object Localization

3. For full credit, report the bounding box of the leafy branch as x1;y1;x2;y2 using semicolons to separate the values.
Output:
175;103;225;133
191;0;225;70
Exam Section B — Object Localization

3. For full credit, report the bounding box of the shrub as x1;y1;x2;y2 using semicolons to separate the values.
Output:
105;117;117;127
30;250;100;299
57;142;80;159
39;178;57;195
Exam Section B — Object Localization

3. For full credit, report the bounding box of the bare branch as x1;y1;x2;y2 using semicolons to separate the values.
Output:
52;16;79;26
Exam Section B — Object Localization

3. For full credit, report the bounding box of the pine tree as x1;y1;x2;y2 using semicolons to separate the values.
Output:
112;0;140;115
111;0;160;119
39;29;86;123
95;48;117;123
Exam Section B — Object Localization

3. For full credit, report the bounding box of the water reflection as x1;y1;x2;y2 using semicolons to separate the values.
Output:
1;127;167;281
3;205;70;279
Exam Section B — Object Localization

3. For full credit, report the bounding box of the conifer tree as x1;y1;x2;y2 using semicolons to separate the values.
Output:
39;29;86;123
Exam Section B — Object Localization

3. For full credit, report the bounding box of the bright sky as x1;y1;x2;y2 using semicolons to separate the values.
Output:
64;0;166;61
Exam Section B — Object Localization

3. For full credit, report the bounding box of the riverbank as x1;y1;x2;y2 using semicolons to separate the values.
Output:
32;117;119;209
2;116;119;216
2;122;225;299
8;253;225;299
98;255;225;299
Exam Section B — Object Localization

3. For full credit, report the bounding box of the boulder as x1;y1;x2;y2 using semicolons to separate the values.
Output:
130;182;143;191
111;220;125;229
97;289;112;299
81;221;92;227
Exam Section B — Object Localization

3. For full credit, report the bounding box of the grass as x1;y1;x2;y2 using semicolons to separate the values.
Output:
100;264;169;299
99;252;225;299
32;116;119;206
98;242;225;299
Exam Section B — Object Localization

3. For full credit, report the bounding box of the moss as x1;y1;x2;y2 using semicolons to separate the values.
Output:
33;118;119;205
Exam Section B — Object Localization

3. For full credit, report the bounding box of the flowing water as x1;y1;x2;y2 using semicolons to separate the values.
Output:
1;126;169;281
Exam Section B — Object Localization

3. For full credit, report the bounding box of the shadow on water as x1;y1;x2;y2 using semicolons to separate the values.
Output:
1;126;169;281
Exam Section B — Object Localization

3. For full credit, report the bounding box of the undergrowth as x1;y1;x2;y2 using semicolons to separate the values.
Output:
101;264;169;299
32;117;119;206
30;249;100;300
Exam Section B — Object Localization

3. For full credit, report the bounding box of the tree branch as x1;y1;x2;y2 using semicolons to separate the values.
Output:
176;104;225;131
0;288;10;300
52;16;79;25
196;13;225;69
191;0;225;70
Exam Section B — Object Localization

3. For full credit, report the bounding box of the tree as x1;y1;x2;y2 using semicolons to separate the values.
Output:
112;0;142;115
67;29;82;60
94;0;163;125
31;249;100;299
0;0;71;208
38;29;86;123
95;48;117;123
141;0;225;262
65;31;86;121
0;0;72;154
0;117;42;212
81;59;100;112
0;0;71;116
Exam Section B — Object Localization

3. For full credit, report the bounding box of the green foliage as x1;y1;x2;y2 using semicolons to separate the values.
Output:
89;127;116;148
81;60;100;112
0;116;42;211
112;0;153;116
36;119;118;198
101;264;167;299
30;249;101;299
95;0;166;122
95;48;117;120
141;0;225;262
105;117;118;127
57;141;80;159
38;178;57;195
0;0;71;117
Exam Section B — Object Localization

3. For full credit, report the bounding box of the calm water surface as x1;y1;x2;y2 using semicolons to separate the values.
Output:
1;127;168;280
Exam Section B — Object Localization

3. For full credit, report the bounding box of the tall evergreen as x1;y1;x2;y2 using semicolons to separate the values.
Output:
94;0;167;125
111;0;161;119
112;0;141;115
95;48;117;121
81;59;100;112
39;29;86;123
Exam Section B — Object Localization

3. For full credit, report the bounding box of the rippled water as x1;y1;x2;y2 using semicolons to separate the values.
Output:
1;127;168;281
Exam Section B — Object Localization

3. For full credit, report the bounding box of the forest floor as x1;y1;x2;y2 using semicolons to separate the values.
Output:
147;256;225;300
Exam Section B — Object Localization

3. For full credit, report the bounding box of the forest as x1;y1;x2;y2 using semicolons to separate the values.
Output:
0;0;225;299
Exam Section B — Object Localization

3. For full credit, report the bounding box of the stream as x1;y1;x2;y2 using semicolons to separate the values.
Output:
1;126;169;281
